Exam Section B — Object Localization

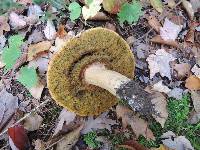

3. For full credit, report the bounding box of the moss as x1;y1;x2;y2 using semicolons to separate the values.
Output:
47;27;135;116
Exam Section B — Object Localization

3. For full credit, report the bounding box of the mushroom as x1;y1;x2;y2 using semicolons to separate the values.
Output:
47;28;156;116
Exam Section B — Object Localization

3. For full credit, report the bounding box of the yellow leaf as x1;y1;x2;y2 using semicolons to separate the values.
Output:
150;0;163;13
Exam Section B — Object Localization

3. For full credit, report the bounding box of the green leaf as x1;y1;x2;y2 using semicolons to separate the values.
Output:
150;0;163;13
117;1;143;25
0;0;22;15
83;131;101;149
2;35;24;71
17;66;38;88
68;2;81;22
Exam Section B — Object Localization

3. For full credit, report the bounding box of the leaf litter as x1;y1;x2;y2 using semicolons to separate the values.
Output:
0;0;200;149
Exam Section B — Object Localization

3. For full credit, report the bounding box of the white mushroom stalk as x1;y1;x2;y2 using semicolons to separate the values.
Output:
84;62;157;117
84;63;130;96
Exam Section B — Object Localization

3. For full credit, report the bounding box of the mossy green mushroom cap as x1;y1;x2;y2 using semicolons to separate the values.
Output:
47;27;135;116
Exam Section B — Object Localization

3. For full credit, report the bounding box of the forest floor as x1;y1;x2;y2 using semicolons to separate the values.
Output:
0;0;200;150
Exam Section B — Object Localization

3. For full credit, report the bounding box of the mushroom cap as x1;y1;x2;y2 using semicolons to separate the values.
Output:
47;27;135;116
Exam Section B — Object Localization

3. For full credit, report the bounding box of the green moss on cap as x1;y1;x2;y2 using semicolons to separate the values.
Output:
47;27;135;116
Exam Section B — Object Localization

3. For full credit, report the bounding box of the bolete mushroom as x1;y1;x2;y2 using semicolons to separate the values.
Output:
47;28;156;116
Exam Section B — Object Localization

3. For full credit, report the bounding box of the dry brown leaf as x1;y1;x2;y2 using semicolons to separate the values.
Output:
174;63;191;78
185;75;200;90
53;109;76;136
9;12;27;30
160;18;182;41
147;49;176;80
16;0;32;5
182;0;194;20
151;92;168;127
119;140;148;150
147;16;161;33
34;139;45;150
28;41;51;61
56;125;84;150
88;12;110;21
150;35;179;48
57;25;67;39
191;90;200;112
24;113;43;131
81;112;117;134
28;81;45;99
116;105;155;140
0;16;10;35
105;22;116;31
152;80;171;94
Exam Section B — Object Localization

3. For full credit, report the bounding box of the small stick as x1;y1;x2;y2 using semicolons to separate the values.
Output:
84;63;157;117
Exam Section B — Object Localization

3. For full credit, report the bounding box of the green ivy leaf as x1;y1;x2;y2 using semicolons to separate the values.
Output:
2;35;24;71
68;2;81;22
17;66;38;88
117;1;143;26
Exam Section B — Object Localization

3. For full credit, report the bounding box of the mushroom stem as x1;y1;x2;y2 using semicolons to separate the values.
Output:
84;63;157;116
84;63;130;96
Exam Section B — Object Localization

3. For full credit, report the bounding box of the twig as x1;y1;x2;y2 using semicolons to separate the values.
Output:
0;99;50;137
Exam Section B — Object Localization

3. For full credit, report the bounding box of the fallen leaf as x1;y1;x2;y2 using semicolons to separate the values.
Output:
105;22;116;31
126;36;135;46
102;0;127;14
28;29;44;44
82;0;103;20
153;80;171;94
191;64;200;78
8;125;30;150
88;12;110;21
116;105;155;140
53;109;76;136
167;88;183;100
16;0;32;5
24;113;43;131
17;66;38;89
29;53;49;74
43;20;56;40
185;24;195;44
0;16;10;35
161;131;194;150
9;12;27;30
151;92;168;127
150;35;179;47
0;89;19;130
81;112;117;134
56;125;84;150
147;16;162;33
164;0;176;8
27;41;51;61
191;90;200;112
34;139;45;150
150;0;163;13
182;0;194;20
49;32;75;54
27;4;43;17
28;80;45;99
160;18;182;41
119;140;148;150
68;2;82;22
185;75;200;90
57;25;67;38
190;0;200;12
146;49;176;80
174;63;191;79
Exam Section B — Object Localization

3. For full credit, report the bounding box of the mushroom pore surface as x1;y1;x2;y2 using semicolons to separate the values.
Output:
47;27;135;116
